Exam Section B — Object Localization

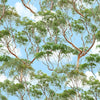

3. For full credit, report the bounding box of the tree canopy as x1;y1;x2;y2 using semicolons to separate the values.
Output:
0;0;100;100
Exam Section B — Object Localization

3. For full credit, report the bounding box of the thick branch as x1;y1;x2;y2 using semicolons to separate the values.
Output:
21;0;36;14
76;52;81;70
63;32;82;53
50;0;54;10
6;41;29;65
80;34;95;57
30;58;35;64
7;41;19;59
72;0;84;17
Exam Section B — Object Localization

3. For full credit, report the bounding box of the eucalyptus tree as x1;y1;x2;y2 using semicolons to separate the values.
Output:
19;0;100;100
20;0;100;70
0;0;8;21
0;57;61;100
0;2;62;100
44;52;100;100
51;64;86;100
0;6;43;100
0;0;100;100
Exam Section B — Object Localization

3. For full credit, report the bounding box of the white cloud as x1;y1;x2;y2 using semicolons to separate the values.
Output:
24;74;38;85
15;2;37;17
0;74;7;82
48;50;73;63
86;71;100;81
76;0;95;9
85;71;94;80
91;40;100;55
15;2;43;22
9;44;21;57
12;74;38;85
84;71;100;90
67;71;100;91
0;74;38;85
0;37;21;57
30;15;43;22
0;74;16;83
39;50;74;65
67;77;90;91
95;72;100;80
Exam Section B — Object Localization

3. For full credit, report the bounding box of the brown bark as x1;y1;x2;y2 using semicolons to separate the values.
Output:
30;57;35;64
7;41;35;65
80;34;95;57
0;4;5;21
76;54;81;70
72;0;84;17
7;41;19;58
63;29;95;70
63;32;82;53
21;95;24;100
50;1;54;10
20;70;24;100
21;0;36;14
20;69;23;82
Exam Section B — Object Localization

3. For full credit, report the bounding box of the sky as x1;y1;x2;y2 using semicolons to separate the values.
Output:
0;0;100;100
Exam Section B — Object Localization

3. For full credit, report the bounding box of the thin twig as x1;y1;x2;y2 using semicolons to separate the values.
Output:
81;35;85;53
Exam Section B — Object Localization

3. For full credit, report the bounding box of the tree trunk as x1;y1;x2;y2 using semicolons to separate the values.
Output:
20;70;23;82
21;95;24;100
76;54;81;70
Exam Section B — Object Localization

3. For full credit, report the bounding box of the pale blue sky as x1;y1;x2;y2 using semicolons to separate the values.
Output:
1;0;100;100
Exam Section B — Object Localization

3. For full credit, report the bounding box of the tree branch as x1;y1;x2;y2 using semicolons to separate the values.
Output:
50;0;54;10
30;58;35;64
81;35;85;53
0;3;5;20
21;0;36;15
25;47;29;60
80;34;95;57
63;32;82;53
27;0;31;5
72;0;84;17
6;41;19;59
6;40;30;65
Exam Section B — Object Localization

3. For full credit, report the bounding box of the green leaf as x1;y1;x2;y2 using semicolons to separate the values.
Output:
95;31;100;40
0;55;11;61
35;52;45;58
1;0;8;3
0;30;10;38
